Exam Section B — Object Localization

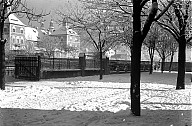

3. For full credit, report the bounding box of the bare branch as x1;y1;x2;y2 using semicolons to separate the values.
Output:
115;2;132;15
154;0;175;21
142;1;158;40
140;0;150;8
156;21;180;41
187;36;192;43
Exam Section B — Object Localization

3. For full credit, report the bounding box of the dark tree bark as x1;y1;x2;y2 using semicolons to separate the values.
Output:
149;55;154;74
0;20;6;90
99;43;103;80
176;36;186;89
131;0;159;116
168;52;174;72
161;55;165;73
131;0;142;116
131;32;142;116
0;42;6;90
157;1;190;89
149;45;155;74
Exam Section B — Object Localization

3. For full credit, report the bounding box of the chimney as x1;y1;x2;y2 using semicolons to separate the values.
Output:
49;19;55;33
62;18;69;29
40;20;45;30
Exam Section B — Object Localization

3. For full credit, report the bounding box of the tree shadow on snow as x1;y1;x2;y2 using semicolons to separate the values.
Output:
0;107;191;126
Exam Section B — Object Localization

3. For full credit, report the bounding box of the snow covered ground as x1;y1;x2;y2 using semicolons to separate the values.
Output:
0;81;192;126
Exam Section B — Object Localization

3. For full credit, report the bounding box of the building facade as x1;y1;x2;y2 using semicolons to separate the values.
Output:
49;19;80;58
4;14;26;55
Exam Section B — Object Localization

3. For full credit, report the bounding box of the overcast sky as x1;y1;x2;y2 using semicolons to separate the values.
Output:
21;0;78;29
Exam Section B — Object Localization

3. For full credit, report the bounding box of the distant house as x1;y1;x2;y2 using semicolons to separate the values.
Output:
25;27;38;54
49;19;80;58
4;14;26;54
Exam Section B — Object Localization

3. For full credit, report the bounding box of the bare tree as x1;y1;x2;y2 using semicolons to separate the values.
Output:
156;0;192;89
56;1;122;80
24;40;36;55
112;0;174;116
0;0;49;90
168;40;178;72
62;45;79;58
76;0;174;116
143;23;159;74
39;36;61;58
117;0;174;116
155;29;175;73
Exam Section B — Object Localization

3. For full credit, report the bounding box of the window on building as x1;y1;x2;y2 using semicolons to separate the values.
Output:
4;27;7;32
17;39;19;44
12;37;15;43
20;28;24;34
12;27;16;32
20;39;24;44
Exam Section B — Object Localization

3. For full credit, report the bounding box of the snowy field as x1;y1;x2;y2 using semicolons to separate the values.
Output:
0;80;191;126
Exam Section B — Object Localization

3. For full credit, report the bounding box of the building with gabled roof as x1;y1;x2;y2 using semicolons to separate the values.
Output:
49;19;80;58
4;14;26;55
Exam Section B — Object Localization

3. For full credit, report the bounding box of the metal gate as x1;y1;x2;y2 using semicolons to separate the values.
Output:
15;56;41;81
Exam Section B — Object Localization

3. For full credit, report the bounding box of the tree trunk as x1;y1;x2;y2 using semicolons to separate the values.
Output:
131;37;142;116
176;37;186;89
149;48;154;74
168;52;174;72
131;6;142;115
161;56;165;73
0;22;5;90
99;44;103;80
131;0;143;116
149;56;153;74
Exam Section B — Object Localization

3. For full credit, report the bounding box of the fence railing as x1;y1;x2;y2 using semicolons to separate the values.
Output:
86;59;100;69
5;59;15;76
6;58;150;72
109;60;150;72
41;58;79;70
5;66;15;76
5;55;152;79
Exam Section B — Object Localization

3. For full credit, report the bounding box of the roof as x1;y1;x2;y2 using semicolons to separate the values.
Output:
37;29;48;42
50;26;79;37
67;29;79;36
50;26;67;36
5;14;26;26
25;27;38;41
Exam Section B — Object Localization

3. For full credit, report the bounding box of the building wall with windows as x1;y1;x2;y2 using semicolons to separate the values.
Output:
49;19;80;58
4;14;26;53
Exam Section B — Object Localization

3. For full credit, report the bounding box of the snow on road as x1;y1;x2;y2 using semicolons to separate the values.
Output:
1;81;191;112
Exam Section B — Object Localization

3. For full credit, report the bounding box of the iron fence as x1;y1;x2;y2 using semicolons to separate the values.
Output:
15;56;41;81
41;58;79;70
86;59;100;69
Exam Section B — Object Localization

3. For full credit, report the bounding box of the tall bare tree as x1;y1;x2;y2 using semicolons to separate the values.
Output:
56;1;123;79
143;23;159;74
155;29;175;73
0;0;48;90
156;0;192;89
75;0;174;116
39;36;61;58
128;0;173;116
168;39;178;72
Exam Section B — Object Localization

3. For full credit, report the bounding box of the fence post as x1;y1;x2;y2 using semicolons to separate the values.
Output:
103;56;109;75
14;57;18;78
79;53;86;76
36;56;41;81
